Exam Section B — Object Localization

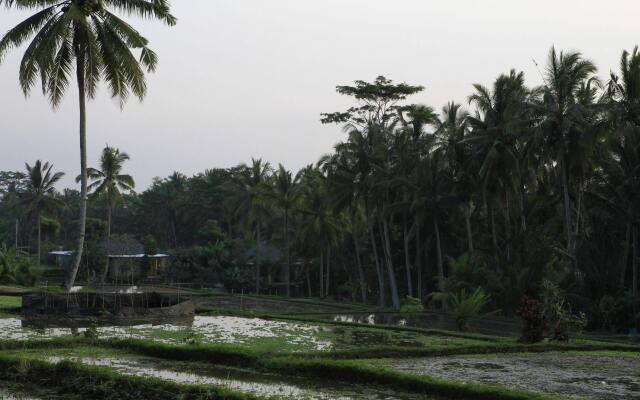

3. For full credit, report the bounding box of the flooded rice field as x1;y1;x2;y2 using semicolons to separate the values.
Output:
0;315;479;351
195;295;359;313
309;312;521;337
44;354;434;400
0;316;330;350
381;352;640;399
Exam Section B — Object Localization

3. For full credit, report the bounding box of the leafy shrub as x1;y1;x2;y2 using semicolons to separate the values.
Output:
516;295;546;343
0;245;36;286
435;288;490;331
541;280;587;341
400;296;424;313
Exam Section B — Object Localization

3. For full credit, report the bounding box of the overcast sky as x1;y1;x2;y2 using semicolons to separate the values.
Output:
1;0;638;190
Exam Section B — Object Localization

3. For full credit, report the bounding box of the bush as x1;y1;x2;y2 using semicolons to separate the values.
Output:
541;280;587;341
0;245;36;286
516;295;545;343
435;288;490;331
400;296;424;313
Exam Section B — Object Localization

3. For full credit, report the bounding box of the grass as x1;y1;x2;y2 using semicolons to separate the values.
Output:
2;341;557;400
0;354;257;400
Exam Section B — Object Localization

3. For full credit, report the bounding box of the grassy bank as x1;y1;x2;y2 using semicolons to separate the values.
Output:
6;337;633;400
0;354;256;400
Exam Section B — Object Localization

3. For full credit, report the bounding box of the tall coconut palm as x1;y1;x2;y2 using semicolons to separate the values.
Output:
21;161;65;266
234;158;273;294
467;70;531;260
0;0;176;291
538;48;597;259
82;146;135;282
607;46;640;126
270;164;299;297
434;102;473;252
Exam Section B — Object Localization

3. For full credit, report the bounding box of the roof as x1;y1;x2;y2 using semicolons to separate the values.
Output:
244;242;282;264
109;254;170;259
100;236;144;256
49;251;72;256
49;250;169;258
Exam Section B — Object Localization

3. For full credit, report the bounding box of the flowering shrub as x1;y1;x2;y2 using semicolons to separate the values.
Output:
516;295;546;343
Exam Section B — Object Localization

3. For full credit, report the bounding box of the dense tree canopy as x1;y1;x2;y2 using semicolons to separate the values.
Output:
1;46;639;331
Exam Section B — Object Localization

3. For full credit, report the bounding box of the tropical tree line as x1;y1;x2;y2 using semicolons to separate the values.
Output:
1;45;639;330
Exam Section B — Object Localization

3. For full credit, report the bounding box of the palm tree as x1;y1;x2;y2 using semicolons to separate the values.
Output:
434;102;473;252
467;70;531;260
82;146;135;282
607;46;640;126
270;164;299;297
538;47;597;259
0;0;176;291
234;158;273;294
21;161;65;266
298;168;341;298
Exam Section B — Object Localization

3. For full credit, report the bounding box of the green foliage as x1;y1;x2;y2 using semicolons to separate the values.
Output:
0;245;36;286
400;296;424;313
541;280;588;341
434;288;491;331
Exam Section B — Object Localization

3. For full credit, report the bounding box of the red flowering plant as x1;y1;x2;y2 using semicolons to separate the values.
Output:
516;295;546;343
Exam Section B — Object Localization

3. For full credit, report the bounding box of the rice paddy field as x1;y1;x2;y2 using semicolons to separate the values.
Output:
0;292;638;400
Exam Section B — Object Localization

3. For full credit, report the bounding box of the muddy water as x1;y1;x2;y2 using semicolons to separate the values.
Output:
0;387;42;400
310;312;520;337
0;316;331;350
47;356;433;400
382;353;640;399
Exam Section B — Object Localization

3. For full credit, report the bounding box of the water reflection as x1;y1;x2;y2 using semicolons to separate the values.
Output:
323;312;519;336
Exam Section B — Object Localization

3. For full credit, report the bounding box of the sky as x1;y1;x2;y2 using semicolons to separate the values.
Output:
1;0;639;190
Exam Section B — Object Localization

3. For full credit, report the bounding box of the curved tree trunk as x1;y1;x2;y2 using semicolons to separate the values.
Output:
65;57;88;292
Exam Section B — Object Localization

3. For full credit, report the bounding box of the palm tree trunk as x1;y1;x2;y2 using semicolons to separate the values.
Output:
433;216;445;294
403;214;413;297
633;225;638;298
382;218;400;310
369;218;385;306
65;56;88;291
325;248;331;297
36;212;41;267
353;232;367;303
620;220;632;289
465;201;474;253
256;221;261;294
520;186;527;232
319;250;324;298
560;159;573;257
415;224;422;300
305;261;311;297
284;210;290;297
101;201;112;284
490;203;498;260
